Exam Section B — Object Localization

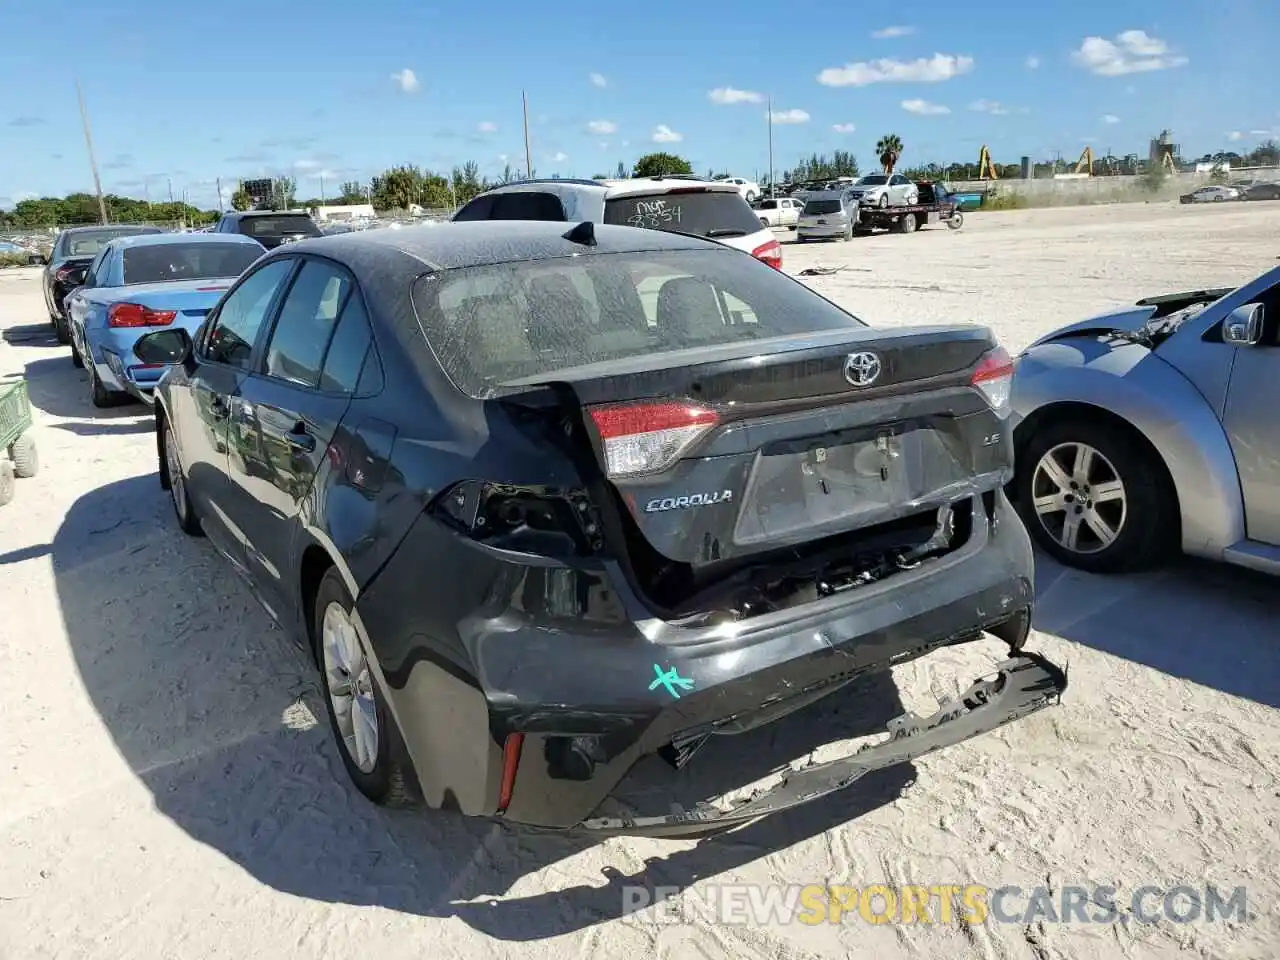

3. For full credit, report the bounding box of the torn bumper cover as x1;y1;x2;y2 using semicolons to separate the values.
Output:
576;652;1066;837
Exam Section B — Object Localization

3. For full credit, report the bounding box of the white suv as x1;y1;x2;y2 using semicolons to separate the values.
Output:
453;178;782;269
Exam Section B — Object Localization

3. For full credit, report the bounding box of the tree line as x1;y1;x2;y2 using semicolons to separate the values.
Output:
5;136;1279;229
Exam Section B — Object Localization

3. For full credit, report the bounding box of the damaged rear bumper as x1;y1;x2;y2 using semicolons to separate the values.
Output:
575;652;1066;836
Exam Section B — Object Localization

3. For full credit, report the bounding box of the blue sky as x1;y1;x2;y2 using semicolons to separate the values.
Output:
2;0;1277;210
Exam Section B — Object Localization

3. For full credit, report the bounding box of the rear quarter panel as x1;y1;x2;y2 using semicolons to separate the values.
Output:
1012;340;1244;558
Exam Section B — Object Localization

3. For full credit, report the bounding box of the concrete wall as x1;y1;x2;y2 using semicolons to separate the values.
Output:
949;167;1280;206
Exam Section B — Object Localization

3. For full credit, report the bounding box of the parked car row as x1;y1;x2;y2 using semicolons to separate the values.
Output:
1180;181;1280;203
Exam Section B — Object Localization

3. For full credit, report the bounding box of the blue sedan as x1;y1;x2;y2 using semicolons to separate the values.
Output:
65;233;265;407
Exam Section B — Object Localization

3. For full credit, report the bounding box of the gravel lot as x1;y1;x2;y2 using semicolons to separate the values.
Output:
2;202;1278;960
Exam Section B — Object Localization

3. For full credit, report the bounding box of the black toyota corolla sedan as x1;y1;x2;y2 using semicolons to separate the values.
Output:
136;220;1065;836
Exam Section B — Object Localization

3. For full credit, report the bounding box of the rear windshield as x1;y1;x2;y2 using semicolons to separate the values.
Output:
239;216;322;238
122;242;263;284
411;248;865;398
803;200;843;215
64;228;158;258
603;191;763;239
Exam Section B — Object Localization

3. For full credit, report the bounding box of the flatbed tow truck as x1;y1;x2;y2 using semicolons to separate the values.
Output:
855;180;964;234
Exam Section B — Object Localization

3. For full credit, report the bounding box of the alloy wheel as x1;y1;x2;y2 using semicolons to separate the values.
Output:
1030;442;1127;554
321;602;380;774
164;425;187;521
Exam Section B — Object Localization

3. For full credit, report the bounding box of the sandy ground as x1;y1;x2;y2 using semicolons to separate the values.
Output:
1;201;1278;960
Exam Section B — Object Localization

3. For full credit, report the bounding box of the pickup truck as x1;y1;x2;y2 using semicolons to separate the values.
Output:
751;196;804;229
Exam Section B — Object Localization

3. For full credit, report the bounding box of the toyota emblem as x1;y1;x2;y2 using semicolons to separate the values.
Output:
843;351;882;386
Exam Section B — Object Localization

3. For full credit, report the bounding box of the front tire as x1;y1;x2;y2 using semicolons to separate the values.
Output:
1016;419;1176;573
0;461;14;508
877;194;888;209
314;569;417;807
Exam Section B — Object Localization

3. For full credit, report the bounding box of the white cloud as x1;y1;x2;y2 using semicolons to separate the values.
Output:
498;153;508;162
1025;55;1040;69
293;159;322;172
589;72;607;88
1249;128;1273;136
651;124;683;143
1071;30;1187;76
902;98;950;115
832;122;856;133
708;86;764;105
970;99;1009;115
872;25;915;38
817;53;974;87
549;151;568;163
587;119;618;134
1102;114;1120;124
477;121;497;133
769;108;810;124
390;68;420;93
1227;131;1243;142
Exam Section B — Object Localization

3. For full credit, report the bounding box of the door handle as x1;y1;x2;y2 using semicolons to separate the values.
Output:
209;394;230;420
286;425;316;452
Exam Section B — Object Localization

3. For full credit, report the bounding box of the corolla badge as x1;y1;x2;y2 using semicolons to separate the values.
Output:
843;351;882;386
643;490;733;513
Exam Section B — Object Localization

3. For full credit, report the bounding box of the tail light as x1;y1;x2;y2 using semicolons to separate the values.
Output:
588;401;719;478
55;266;82;283
751;238;783;270
971;345;1014;416
108;303;177;328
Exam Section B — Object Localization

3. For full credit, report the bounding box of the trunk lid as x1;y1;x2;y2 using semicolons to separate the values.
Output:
500;325;1011;570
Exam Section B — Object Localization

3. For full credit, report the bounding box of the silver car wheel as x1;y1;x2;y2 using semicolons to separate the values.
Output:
1030;442;1127;554
322;601;380;774
164;425;187;521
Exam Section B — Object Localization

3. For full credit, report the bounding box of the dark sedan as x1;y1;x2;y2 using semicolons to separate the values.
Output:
42;224;163;343
137;220;1064;835
1241;181;1280;201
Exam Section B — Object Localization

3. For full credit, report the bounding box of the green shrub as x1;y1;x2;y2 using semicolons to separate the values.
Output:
979;192;1029;211
0;252;32;268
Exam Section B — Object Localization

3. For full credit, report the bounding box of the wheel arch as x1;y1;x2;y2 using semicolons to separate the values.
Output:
1012;397;1241;559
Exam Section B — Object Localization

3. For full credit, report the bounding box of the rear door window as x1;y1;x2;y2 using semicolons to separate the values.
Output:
488;192;565;220
261;260;352;388
603;190;762;238
453;195;496;221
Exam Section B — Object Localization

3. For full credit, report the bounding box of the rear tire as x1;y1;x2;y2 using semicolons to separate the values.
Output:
88;361;123;409
896;214;916;234
54;316;70;345
313;568;418;807
1015;418;1176;573
759;217;770;228
9;435;38;479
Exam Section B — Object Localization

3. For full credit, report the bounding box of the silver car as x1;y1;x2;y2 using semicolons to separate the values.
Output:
846;173;919;208
796;191;858;241
1009;265;1280;575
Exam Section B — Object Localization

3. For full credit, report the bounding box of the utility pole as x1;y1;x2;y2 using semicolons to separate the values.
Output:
168;178;174;204
75;80;109;225
767;94;775;198
320;173;326;204
522;90;533;180
216;177;224;212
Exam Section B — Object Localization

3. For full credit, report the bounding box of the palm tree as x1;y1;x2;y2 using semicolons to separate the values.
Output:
876;134;904;174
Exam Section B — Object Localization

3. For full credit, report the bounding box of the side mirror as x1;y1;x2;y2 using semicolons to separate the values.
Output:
1222;304;1264;346
134;328;194;366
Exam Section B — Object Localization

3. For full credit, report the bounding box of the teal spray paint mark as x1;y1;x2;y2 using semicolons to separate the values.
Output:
650;663;695;700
